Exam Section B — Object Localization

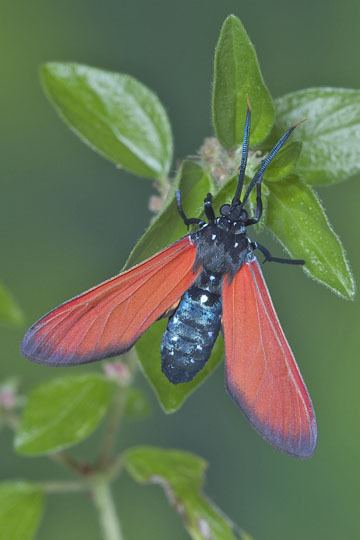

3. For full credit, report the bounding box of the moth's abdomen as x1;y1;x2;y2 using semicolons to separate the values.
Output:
161;285;222;384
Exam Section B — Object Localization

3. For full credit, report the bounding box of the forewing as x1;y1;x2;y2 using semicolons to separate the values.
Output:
222;259;317;458
22;236;198;365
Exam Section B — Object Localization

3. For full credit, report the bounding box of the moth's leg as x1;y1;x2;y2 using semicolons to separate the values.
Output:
252;242;305;266
204;193;216;224
176;190;205;228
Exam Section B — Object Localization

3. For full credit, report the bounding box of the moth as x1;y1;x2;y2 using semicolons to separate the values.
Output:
21;104;317;458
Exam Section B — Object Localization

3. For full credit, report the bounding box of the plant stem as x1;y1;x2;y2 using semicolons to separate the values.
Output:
51;451;87;474
98;385;126;468
98;349;139;468
2;410;19;431
92;481;124;540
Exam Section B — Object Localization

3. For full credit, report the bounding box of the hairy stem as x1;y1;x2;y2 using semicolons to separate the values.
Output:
51;451;89;474
98;385;126;468
2;410;19;431
98;349;139;467
92;481;124;540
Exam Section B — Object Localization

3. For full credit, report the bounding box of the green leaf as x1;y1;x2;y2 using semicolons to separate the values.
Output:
124;446;240;540
275;88;360;184
266;176;355;299
0;283;24;327
125;387;151;420
216;173;354;298
125;160;213;267
41;63;173;180
264;141;302;182
212;15;274;149
136;321;224;413
15;374;115;455
125;161;222;412
0;482;44;540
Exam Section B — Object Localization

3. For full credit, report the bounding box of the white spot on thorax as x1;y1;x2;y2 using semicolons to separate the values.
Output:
200;294;208;304
209;275;215;281
234;242;239;248
211;234;216;240
196;344;203;350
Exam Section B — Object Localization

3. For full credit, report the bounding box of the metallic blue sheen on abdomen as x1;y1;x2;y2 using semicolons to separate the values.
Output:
161;285;222;383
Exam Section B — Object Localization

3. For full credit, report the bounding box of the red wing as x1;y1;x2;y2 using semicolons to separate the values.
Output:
222;259;317;458
21;236;199;365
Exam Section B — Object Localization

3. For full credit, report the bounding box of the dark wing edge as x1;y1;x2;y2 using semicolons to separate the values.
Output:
21;236;199;366
222;259;317;458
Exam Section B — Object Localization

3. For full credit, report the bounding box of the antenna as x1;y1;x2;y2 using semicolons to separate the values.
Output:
231;98;251;208
242;122;299;206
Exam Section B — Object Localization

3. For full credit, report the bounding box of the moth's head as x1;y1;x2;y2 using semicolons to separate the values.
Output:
219;203;248;223
216;203;248;233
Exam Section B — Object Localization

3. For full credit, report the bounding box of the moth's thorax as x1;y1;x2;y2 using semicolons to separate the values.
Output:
191;222;251;278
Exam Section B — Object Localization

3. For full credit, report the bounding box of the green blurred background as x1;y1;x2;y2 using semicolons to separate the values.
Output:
1;0;360;538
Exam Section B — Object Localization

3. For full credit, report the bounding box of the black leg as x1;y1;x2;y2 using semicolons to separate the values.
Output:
204;193;216;224
176;190;205;228
253;242;305;266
